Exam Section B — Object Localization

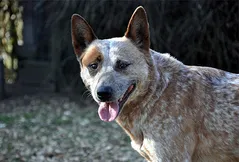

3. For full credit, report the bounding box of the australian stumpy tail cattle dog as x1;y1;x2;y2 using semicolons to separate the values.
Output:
71;6;239;162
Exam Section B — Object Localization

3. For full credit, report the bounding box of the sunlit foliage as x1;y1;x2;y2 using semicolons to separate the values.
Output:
0;0;23;83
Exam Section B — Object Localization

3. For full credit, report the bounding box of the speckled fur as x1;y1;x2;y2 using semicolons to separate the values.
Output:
71;6;239;162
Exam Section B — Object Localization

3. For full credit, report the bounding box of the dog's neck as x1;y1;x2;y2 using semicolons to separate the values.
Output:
116;50;185;146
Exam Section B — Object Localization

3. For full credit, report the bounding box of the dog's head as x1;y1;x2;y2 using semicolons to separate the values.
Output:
71;7;152;122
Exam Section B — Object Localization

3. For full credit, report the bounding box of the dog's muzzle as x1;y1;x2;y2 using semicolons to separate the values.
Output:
97;86;113;102
97;83;136;122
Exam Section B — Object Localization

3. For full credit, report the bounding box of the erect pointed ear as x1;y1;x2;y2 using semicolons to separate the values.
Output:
124;6;150;52
71;14;97;57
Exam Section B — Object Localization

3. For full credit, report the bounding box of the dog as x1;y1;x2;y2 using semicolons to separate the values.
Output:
71;6;239;162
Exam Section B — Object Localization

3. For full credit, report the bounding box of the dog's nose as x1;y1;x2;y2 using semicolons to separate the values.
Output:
97;86;113;102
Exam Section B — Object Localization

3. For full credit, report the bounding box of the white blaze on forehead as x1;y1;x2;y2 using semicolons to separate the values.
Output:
90;38;125;68
91;37;142;61
92;37;149;76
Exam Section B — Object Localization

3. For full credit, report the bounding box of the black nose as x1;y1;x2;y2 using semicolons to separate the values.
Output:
97;86;113;102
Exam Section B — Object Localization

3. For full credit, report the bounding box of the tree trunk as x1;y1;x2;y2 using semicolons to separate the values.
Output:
0;57;5;100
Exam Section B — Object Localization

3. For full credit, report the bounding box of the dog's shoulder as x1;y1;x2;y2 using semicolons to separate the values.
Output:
189;66;239;94
189;66;238;83
188;66;239;144
187;66;239;106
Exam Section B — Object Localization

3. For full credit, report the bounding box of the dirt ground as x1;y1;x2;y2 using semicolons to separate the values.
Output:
0;93;144;162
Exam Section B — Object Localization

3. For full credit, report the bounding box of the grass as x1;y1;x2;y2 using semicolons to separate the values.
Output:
0;114;16;125
52;117;73;125
23;112;36;120
0;94;144;162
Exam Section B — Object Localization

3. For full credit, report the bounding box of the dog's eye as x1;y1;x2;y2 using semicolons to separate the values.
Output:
116;60;130;70
88;62;98;70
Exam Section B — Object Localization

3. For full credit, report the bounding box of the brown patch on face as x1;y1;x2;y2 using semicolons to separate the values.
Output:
81;46;103;68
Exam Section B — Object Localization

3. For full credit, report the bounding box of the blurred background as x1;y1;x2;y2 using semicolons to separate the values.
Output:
0;0;238;161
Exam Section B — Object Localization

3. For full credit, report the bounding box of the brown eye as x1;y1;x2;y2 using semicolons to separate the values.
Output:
89;62;98;70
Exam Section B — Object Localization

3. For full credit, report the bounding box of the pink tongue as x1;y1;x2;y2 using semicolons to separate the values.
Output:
98;102;119;122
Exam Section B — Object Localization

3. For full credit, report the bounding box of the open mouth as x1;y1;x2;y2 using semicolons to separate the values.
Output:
118;83;136;111
98;83;136;122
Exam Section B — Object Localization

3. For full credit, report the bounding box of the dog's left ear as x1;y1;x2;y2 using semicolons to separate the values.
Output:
71;14;97;57
124;6;150;52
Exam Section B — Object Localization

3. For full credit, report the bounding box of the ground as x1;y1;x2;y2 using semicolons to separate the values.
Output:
0;93;144;162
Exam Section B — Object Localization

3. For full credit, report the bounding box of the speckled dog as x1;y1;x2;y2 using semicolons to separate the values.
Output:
71;6;239;162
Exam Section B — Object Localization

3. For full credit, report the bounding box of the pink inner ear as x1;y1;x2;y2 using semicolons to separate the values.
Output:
73;43;81;56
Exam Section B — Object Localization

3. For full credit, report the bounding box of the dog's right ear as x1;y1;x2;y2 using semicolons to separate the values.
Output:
71;14;97;57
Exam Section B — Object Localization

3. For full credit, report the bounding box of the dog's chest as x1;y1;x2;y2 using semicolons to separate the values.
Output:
141;138;162;161
131;137;160;161
136;117;185;160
